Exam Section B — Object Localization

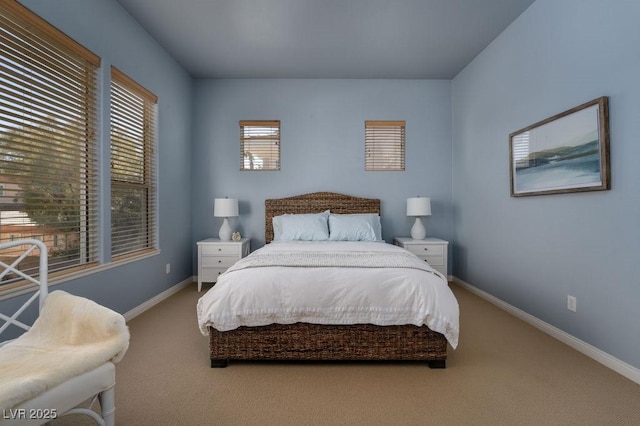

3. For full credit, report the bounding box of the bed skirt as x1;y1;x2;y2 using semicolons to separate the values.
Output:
209;323;448;368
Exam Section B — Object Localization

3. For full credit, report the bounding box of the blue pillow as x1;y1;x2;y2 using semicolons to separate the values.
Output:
272;210;330;241
328;213;382;241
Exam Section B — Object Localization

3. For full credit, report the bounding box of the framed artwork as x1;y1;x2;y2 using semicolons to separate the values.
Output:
509;96;610;197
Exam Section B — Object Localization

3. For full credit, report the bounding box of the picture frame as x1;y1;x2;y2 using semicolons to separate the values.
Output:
509;96;610;197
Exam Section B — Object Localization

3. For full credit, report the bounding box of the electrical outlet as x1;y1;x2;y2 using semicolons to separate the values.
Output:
567;295;577;312
165;263;171;274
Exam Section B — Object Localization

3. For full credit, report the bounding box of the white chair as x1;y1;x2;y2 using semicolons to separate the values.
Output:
0;239;128;426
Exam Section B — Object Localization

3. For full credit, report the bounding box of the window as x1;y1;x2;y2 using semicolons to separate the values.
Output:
240;121;280;170
110;67;157;258
365;121;405;171
0;0;100;287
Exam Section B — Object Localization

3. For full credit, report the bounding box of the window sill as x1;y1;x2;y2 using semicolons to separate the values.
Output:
0;249;161;302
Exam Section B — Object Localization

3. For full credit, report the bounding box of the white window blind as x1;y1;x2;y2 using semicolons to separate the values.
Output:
511;131;531;169
365;121;405;171
0;0;100;289
110;67;157;258
240;121;280;171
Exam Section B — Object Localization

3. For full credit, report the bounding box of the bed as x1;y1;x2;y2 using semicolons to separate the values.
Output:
197;192;459;368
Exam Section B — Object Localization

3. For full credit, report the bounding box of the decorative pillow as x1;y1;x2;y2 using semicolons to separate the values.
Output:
272;210;330;241
328;213;382;241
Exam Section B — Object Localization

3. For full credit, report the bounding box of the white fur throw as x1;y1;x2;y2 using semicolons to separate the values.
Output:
0;291;130;411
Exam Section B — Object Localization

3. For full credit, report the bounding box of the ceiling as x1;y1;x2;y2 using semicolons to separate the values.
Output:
116;0;535;79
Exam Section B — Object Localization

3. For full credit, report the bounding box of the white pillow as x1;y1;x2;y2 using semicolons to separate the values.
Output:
328;213;382;241
272;210;330;241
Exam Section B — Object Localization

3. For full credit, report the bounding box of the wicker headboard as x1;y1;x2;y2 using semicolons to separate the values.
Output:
265;192;381;243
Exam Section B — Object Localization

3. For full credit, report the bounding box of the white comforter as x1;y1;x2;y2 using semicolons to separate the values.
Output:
197;241;459;348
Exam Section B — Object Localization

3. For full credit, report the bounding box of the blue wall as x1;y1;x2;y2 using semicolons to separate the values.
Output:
1;0;194;316
452;0;640;369
191;79;454;268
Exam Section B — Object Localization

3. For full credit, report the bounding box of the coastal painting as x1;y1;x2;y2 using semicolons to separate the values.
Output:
509;97;610;197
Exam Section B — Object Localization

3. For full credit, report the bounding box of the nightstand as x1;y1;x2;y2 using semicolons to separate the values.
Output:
394;237;449;278
197;238;250;292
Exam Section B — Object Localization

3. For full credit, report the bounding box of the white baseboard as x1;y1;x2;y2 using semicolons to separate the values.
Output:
452;277;640;386
123;276;194;321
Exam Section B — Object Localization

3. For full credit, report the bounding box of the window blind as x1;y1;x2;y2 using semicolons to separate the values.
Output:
110;67;157;258
240;121;280;171
511;131;531;169
0;0;100;289
365;121;405;171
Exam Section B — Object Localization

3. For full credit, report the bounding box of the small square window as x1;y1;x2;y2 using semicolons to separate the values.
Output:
365;121;405;171
240;121;280;171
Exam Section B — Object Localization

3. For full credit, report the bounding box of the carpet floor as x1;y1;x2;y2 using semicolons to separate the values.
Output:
52;283;640;425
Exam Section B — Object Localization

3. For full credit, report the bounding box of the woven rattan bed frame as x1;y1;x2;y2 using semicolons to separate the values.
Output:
209;192;448;368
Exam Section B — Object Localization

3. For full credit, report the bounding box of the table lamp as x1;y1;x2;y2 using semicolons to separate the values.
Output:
407;197;431;240
214;197;239;241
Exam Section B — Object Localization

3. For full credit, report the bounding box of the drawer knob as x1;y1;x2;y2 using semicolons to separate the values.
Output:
218;248;222;251
218;260;222;263
423;248;428;251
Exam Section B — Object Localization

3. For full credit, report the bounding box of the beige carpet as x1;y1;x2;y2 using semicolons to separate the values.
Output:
53;283;640;425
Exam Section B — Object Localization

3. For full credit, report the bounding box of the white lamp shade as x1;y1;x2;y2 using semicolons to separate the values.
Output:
214;198;239;217
407;197;431;217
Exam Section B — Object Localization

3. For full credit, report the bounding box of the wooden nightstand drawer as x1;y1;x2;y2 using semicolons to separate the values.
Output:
394;237;449;281
201;267;227;282
201;255;237;268
197;238;250;291
405;244;444;257
201;244;239;256
420;255;444;267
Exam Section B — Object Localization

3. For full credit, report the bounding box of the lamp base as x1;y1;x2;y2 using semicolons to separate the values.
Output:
410;217;427;240
219;218;232;241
